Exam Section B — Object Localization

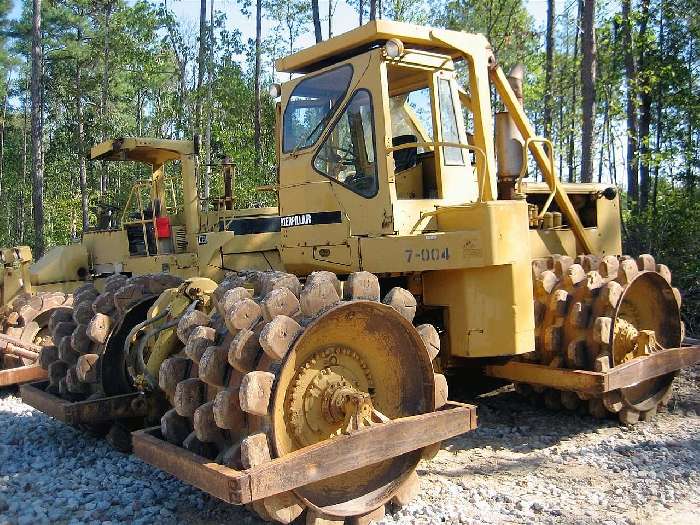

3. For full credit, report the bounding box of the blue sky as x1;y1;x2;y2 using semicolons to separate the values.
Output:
8;0;553;55
167;0;551;49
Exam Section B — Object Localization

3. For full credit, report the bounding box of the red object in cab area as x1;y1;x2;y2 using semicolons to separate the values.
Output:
155;216;171;239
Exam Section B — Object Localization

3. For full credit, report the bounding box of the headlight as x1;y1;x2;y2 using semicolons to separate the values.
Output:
384;38;404;59
268;83;282;99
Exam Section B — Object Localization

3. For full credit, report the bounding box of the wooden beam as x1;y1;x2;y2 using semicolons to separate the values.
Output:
485;361;605;394
605;345;700;391
485;345;700;394
20;381;148;424
133;402;477;505
0;365;46;387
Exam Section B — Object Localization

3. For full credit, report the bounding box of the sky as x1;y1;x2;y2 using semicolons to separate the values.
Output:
8;0;553;57
166;0;552;49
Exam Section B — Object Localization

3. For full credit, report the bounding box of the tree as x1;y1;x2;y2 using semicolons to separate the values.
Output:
543;0;555;138
622;0;639;203
637;0;652;210
30;0;44;256
76;23;88;232
434;0;538;70
579;0;596;183
204;0;214;200
253;0;262;169
311;0;322;42
196;0;207;136
567;0;582;183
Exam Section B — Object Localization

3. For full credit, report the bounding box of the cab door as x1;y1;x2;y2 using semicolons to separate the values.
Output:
278;50;394;272
430;71;478;204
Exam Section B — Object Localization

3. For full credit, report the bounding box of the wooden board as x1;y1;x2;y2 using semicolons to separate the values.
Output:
20;381;148;425
0;365;47;387
132;401;477;505
484;345;700;394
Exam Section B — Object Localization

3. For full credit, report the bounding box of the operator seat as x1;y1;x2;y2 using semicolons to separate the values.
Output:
392;134;418;172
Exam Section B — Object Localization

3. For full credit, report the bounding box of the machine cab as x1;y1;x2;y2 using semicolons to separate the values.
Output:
275;21;498;272
86;138;201;262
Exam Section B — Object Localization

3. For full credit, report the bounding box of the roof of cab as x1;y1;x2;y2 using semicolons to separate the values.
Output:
90;138;196;164
276;20;488;74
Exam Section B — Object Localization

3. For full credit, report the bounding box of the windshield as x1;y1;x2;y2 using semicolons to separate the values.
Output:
313;89;378;198
282;65;354;153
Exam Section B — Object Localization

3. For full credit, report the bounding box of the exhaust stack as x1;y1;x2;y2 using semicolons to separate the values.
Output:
495;65;526;200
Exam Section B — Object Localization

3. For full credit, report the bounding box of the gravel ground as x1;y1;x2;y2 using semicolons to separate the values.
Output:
0;365;698;525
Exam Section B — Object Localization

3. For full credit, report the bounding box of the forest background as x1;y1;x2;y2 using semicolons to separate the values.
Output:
0;0;697;334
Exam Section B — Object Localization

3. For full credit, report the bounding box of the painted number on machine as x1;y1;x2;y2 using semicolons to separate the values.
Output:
404;247;450;263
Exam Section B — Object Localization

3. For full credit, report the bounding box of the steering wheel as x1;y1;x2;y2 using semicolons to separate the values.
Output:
317;146;355;166
345;172;375;191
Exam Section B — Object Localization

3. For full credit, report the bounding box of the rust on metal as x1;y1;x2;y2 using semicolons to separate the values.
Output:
485;345;700;394
0;332;42;360
133;401;477;505
0;365;46;387
20;381;149;425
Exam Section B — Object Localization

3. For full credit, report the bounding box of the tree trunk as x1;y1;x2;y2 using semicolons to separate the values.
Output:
637;0;652;210
0;76;7;203
76;50;88;232
100;1;112;196
543;0;555;138
652;3;665;216
196;0;207;136
312;0;322;42
253;0;262;169
607;96;617;186
686;40;695;194
622;0;639;204
370;0;377;20
567;0;582;183
598;94;609;183
359;0;364;25
31;0;44;256
20;76;29;242
579;0;596;184
328;0;333;38
204;0;214;200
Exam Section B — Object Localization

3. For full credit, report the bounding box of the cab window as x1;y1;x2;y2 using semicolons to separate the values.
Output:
283;65;353;153
438;78;465;165
390;88;434;154
313;89;378;198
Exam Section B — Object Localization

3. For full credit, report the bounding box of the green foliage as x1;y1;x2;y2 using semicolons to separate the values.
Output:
623;181;700;335
0;0;277;251
0;0;696;334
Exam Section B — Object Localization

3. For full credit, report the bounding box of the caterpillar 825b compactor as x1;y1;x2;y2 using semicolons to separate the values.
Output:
12;20;700;525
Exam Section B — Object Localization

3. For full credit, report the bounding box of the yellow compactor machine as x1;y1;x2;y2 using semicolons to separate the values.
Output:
10;20;700;525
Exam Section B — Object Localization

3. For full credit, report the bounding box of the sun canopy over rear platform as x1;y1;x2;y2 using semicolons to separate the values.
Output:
276;20;491;74
90;137;196;165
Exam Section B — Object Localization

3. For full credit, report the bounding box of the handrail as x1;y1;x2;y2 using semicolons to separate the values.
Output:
516;136;557;219
490;66;593;253
386;140;488;202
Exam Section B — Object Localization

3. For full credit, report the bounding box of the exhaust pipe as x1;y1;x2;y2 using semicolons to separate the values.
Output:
495;65;526;200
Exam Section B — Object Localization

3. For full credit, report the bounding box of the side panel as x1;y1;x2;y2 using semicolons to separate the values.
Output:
81;231;130;266
527;192;622;259
423;261;535;358
1;247;34;306
28;244;89;286
419;201;535;358
281;239;360;275
197;231;283;281
122;253;199;279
